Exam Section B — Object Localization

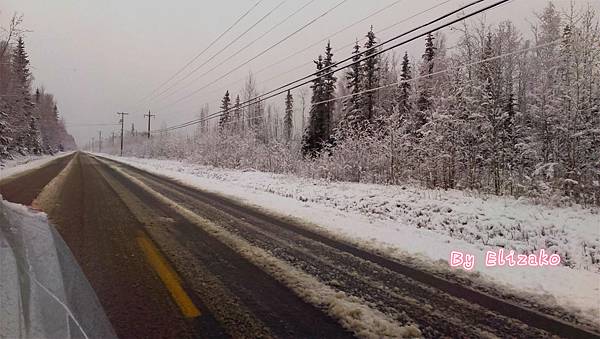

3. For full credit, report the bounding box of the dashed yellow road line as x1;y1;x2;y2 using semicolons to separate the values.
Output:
136;232;201;318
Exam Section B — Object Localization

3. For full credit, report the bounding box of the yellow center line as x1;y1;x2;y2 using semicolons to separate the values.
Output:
136;232;201;318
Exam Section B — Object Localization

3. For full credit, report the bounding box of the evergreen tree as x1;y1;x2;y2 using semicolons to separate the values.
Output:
10;37;41;154
321;41;336;138
398;52;412;115
414;33;436;135
302;55;326;157
361;26;379;123
219;90;231;130
344;40;362;127
302;42;338;156
284;90;293;142
417;33;436;111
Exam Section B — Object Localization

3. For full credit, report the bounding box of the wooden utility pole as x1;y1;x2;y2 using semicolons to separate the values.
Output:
98;131;102;153
117;112;129;156
144;110;155;139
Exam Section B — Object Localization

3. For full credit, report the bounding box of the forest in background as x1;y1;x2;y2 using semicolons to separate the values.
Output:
0;14;76;161
103;3;598;206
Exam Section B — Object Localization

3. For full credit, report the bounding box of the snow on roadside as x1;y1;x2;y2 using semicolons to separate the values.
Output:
108;163;421;338
0;152;73;180
97;154;600;326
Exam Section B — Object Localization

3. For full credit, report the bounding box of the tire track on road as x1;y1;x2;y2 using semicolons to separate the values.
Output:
96;154;600;339
93;153;364;338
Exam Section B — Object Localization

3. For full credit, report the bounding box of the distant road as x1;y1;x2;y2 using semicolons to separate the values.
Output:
1;151;598;339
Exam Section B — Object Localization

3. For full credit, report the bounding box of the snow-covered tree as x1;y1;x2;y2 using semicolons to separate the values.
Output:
398;52;412;116
303;42;337;157
219;90;231;131
361;26;379;124
344;40;362;128
284;89;293;142
8;37;42;154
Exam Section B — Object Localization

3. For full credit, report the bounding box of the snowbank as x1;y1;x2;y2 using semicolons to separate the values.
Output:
0;197;115;339
0;152;74;180
97;154;600;326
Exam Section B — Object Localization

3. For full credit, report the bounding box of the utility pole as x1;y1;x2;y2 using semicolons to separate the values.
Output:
112;132;115;146
98;131;102;153
117;112;129;156
144;110;155;139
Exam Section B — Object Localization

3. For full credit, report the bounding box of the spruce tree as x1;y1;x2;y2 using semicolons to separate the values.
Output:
302;41;338;157
284;90;293;142
302;55;325;157
321;41;336;138
398;52;412;115
344;40;362;127
415;33;436;134
362;26;379;123
11;37;41;154
219;90;231;130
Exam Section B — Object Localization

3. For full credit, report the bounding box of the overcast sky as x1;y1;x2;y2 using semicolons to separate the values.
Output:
1;0;598;145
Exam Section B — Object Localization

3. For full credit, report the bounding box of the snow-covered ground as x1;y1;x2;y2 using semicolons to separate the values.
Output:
98;153;600;326
0;152;73;179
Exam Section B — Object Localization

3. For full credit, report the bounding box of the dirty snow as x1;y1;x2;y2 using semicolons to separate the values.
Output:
96;153;600;326
0;152;74;180
105;161;421;338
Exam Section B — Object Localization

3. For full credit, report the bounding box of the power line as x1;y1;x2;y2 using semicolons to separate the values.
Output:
312;38;563;106
156;0;351;112
160;0;478;113
149;0;316;106
257;0;456;85
65;123;120;127
148;0;288;104
163;0;407;105
131;0;264;108
202;38;564;131
192;0;513;110
156;0;496;132
156;0;455;110
224;0;489;115
155;0;512;133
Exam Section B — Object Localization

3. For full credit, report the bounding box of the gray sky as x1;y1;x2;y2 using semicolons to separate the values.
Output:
1;0;597;145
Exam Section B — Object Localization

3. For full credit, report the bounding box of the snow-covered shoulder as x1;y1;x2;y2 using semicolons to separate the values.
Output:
97;154;600;327
0;151;74;180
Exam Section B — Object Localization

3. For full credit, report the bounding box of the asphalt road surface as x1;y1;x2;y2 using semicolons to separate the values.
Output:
1;152;598;339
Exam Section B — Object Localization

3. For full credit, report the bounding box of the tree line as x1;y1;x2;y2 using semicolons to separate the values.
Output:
116;3;599;206
0;14;76;160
